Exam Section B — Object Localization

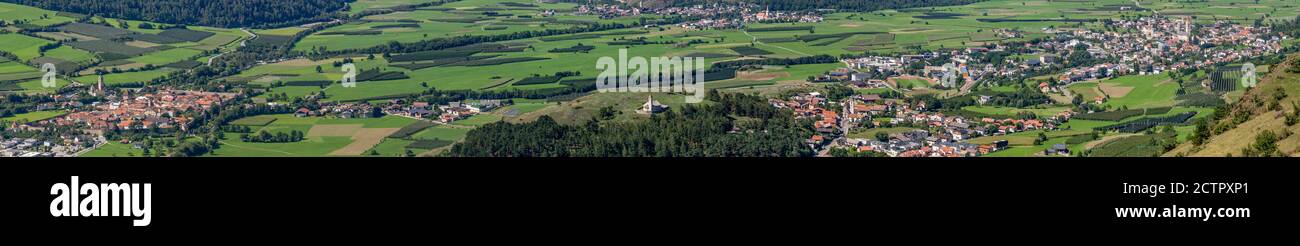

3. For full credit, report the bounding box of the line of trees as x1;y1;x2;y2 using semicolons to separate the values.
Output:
241;130;305;143
711;54;838;69
1;0;350;28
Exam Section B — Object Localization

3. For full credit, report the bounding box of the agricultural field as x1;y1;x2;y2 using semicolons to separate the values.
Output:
0;2;74;27
509;92;695;125
41;46;97;65
1097;73;1181;109
962;106;1071;118
409;125;471;142
230;0;1300;106
296;0;591;52
5;0;1299;158
0;110;66;123
71;68;179;86
347;0;444;15
0;10;249;96
0;33;53;61
222;58;356;86
126;48;205;66
210;114;421;157
0;59;41;89
212;112;479;157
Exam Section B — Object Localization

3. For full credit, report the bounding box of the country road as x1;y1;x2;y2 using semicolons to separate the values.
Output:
207;28;258;66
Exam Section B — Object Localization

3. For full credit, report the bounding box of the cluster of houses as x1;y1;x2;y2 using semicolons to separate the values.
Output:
849;103;1074;157
748;8;823;23
833;15;1285;102
42;90;236;134
840;49;1025;91
0;136;97;157
302;99;506;124
295;102;375;118
574;4;642;19
432;100;503;123
845;130;1008;157
770;90;1080;157
769;91;836;132
1050;16;1282;83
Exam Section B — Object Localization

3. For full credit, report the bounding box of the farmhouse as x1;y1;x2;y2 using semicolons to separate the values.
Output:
1045;144;1071;156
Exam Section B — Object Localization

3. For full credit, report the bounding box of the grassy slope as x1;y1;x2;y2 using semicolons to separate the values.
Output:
1165;54;1300;156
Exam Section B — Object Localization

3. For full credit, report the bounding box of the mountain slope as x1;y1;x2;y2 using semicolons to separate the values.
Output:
1165;53;1300;157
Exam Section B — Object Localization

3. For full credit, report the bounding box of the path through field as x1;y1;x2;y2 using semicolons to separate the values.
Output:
743;30;812;56
1085;133;1139;150
329;128;401;156
218;140;297;155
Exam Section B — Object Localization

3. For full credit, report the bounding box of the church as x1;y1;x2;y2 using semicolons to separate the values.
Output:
636;95;667;115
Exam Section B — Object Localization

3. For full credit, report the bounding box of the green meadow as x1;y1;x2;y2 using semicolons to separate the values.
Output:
210;114;421;157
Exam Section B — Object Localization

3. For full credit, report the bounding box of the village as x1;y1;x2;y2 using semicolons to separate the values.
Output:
835;15;1284;100
771;91;1072;157
781;14;1287;157
2;75;241;157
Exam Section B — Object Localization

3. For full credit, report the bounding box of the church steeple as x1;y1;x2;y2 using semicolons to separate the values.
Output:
97;74;104;93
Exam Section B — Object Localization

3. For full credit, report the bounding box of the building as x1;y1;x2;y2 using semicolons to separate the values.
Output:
1045;144;1071;156
637;95;667;115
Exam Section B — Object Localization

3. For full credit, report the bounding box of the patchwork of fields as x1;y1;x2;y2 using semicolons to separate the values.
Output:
0;2;250;94
965;73;1220;157
207;114;484;157
4;0;1296;157
257;0;1300;107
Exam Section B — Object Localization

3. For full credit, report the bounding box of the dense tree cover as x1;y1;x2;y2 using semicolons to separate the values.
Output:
241;130;305;143
0;94;52;119
1;0;351;28
153;18;345;92
1272;15;1300;39
710;55;838;69
447;91;814;157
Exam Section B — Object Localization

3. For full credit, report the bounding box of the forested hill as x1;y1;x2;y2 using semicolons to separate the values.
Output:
554;0;986;12
0;0;352;28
